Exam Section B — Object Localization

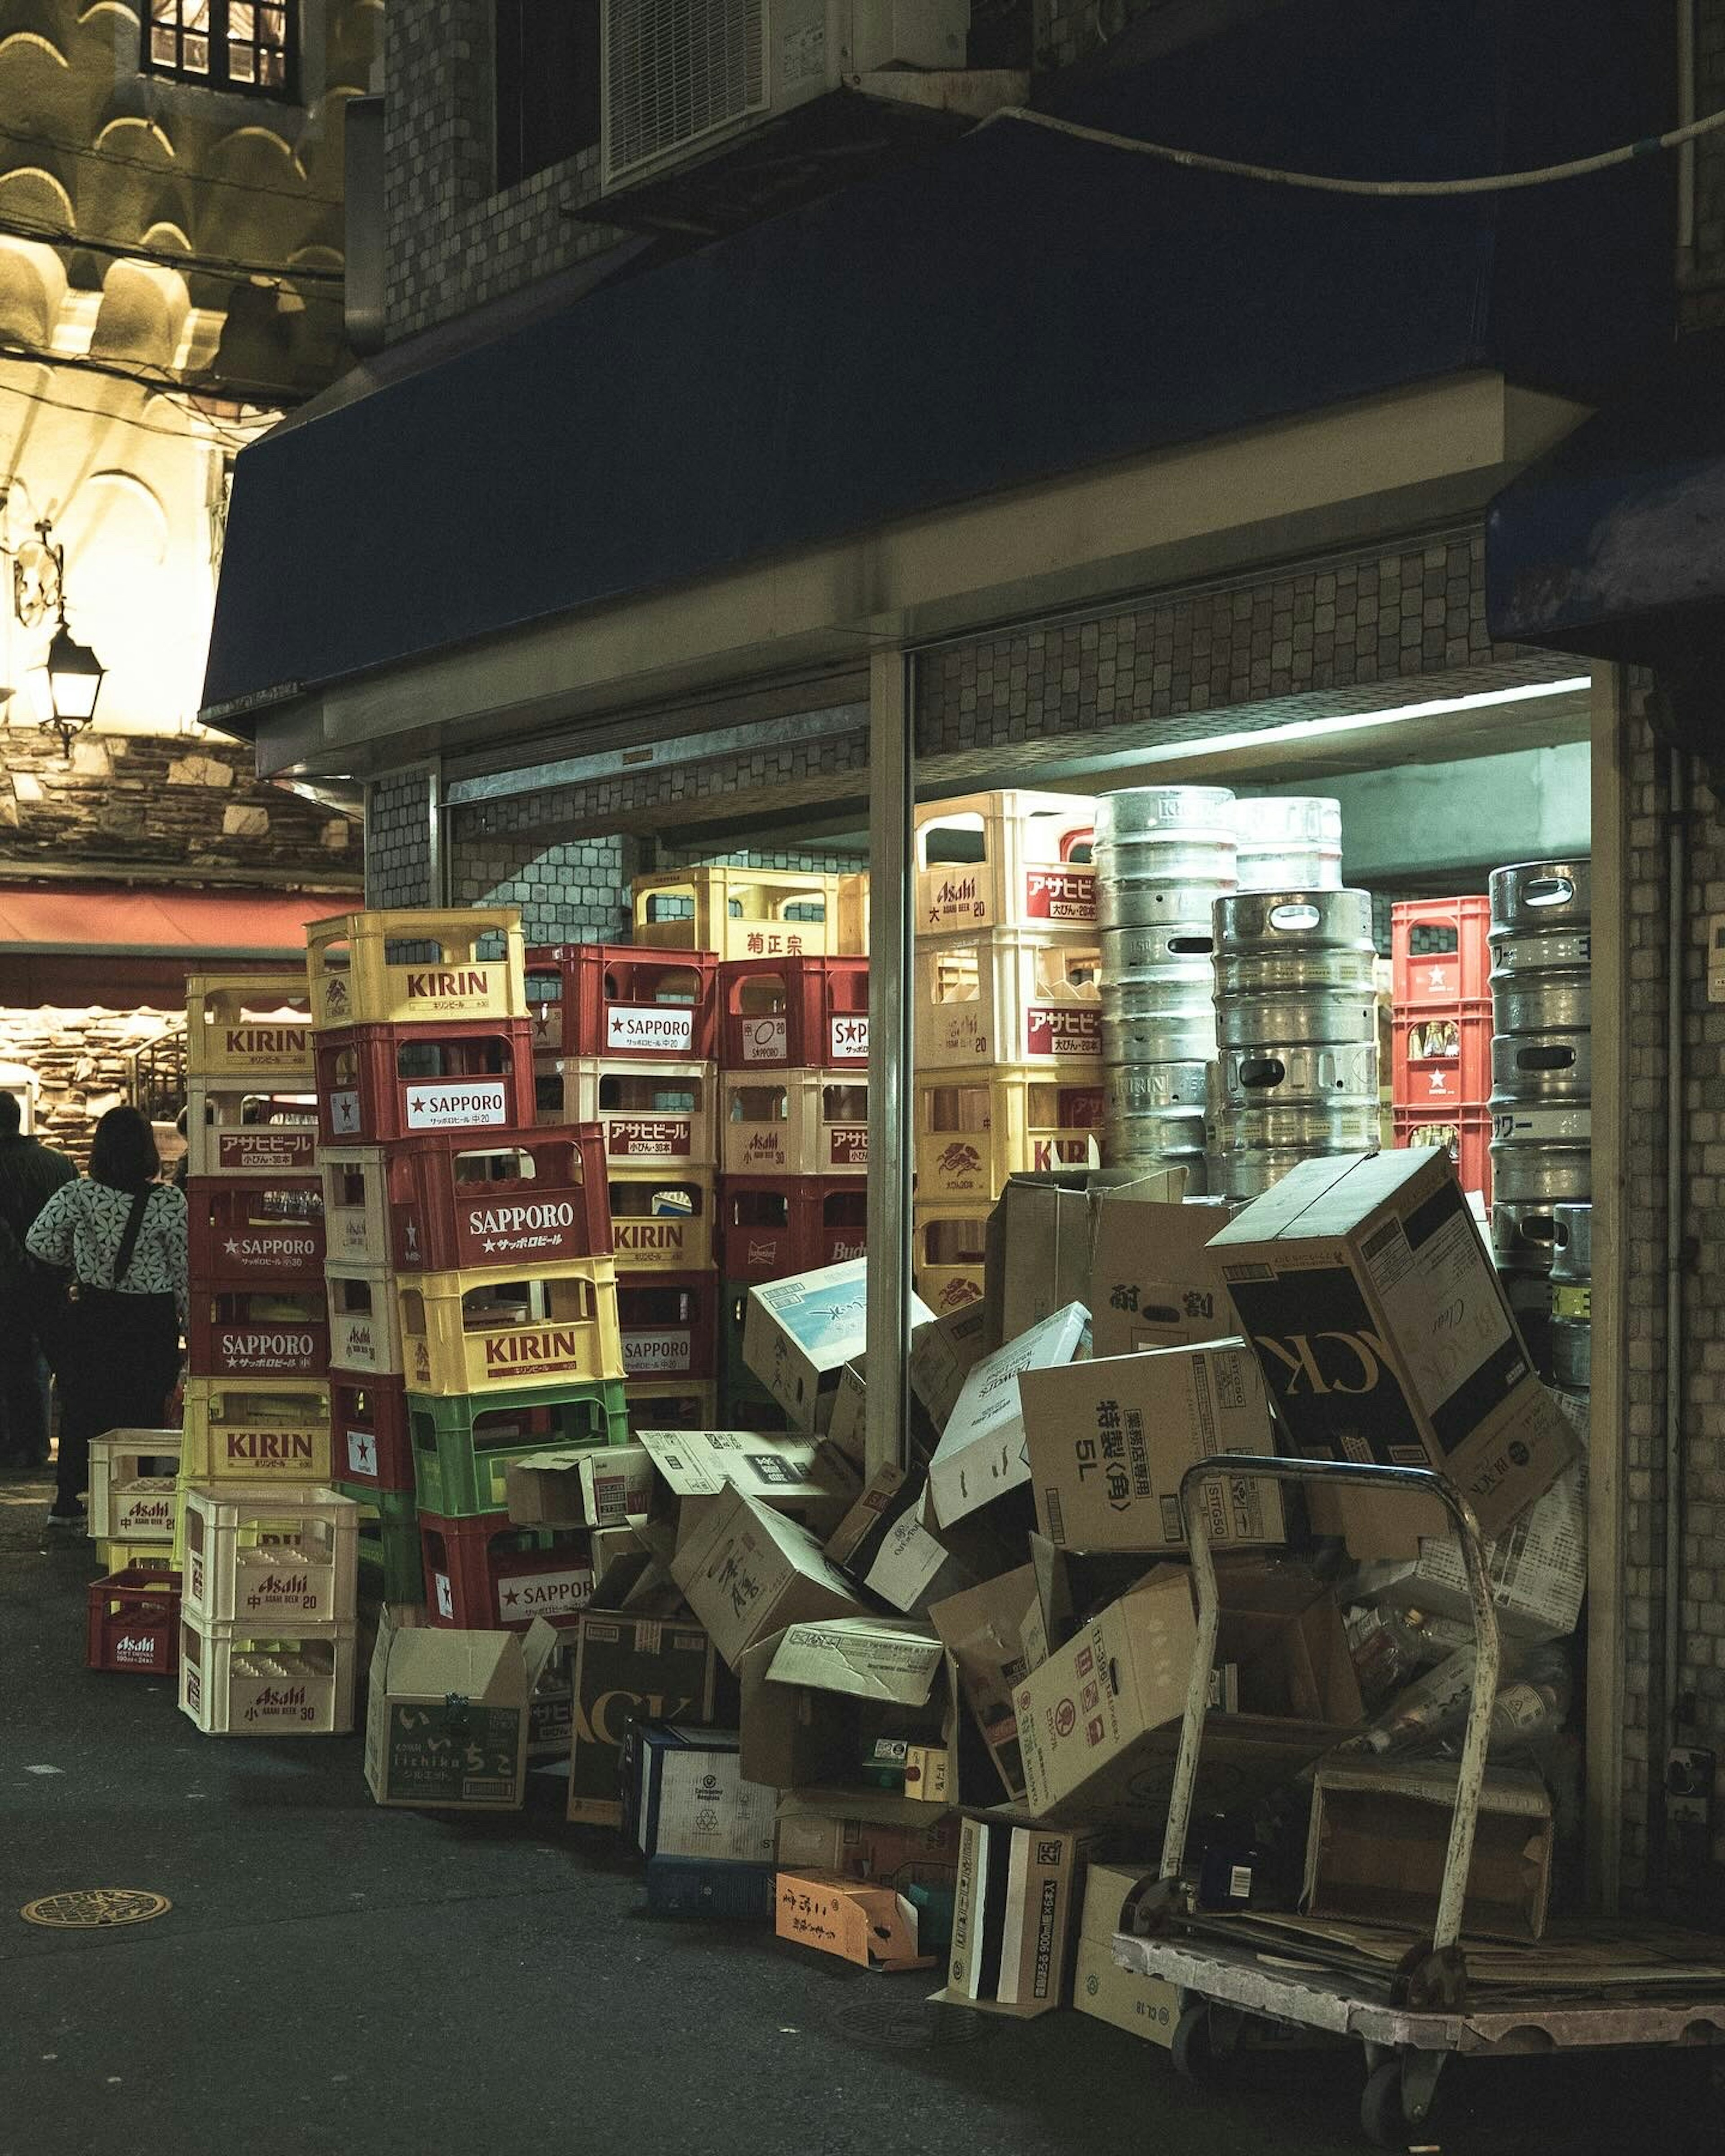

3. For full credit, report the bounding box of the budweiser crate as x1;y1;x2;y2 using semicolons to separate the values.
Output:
718;954;868;1071
178;1615;356;1735
325;1264;405;1378
913;1064;1105;1202
180;1377;333;1485
526;944;719;1060
913;926;1103;1070
397;1256;624;1397
186;973;314;1081
336;1484;425;1604
331;1374;414;1493
188;1286;329;1381
305;906;526;1031
915;790;1097;936
534;1056;717;1167
632;864;840;960
87;1565;181;1676
185;1080;319;1181
409;1379;629;1518
913;1204;989;1317
182;1482;359;1630
1392;1008;1492;1110
88;1429;182;1542
609;1170;715;1272
835;871;870;954
624;1378;719;1432
1394;1105;1492;1202
718;1177;868;1282
618;1270;719;1380
721;1070;869;1179
1391;896;1491;1009
316;1019;537;1146
186;1177;326;1286
420;1512;595;1630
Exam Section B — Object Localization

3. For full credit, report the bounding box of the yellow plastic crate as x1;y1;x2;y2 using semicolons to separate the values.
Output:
185;972;314;1082
914;1064;1105;1202
720;1070;869;1179
834;871;871;955
912;1203;989;1318
914;790;1096;936
305;907;526;1030
397;1257;624;1397
182;1483;359;1631
632;866;840;960
87;1429;182;1541
178;1616;356;1736
179;1378;334;1484
607;1169;715;1272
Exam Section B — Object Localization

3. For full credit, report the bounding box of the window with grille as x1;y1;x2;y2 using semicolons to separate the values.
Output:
495;0;601;193
144;2;297;98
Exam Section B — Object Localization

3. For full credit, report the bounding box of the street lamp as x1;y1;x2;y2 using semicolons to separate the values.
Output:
12;518;106;757
41;619;106;747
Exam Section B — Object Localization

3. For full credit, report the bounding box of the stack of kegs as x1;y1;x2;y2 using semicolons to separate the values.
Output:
1549;1201;1592;1393
1231;797;1343;894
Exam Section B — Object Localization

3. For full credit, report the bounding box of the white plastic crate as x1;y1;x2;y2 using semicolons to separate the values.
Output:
178;1615;356;1735
913;927;1103;1069
720;1070;868;1177
181;1482;358;1629
632;866;839;959
914;790;1097;935
87;1429;182;1542
325;1262;406;1377
185;1078;320;1180
318;1144;392;1265
534;1056;717;1167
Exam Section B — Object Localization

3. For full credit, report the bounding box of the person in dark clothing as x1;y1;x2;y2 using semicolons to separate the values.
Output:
0;1090;75;1468
27;1105;186;1526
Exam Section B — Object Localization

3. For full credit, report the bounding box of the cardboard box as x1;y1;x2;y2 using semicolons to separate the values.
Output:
364;1608;559;1811
774;1872;934;1972
774;1794;962;1881
638;1427;859;1546
1089;1193;1231;1360
739;1617;960;1810
743;1259;933;1429
622;1720;777;1863
566;1608;730;1825
928;1564;1045;1802
528;1638;573;1760
1304;1756;1553;1942
928;1301;1090;1529
1212;1150;1580;1555
825;1362;867;1468
1014;1561;1363;1825
931;1806;1093;2015
671;1485;868;1670
909;1304;991;1431
1020;1340;1283;1555
506;1443;653;1529
1074;1859;1177;2047
983;1176;1092;1350
825;1463;971;1615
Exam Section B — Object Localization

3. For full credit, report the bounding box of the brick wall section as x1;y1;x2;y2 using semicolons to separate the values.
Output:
365;770;435;906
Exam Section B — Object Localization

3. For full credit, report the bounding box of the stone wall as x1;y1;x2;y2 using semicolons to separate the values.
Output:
0;1005;184;1168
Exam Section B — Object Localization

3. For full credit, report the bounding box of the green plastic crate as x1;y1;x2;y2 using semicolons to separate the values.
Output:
407;1378;629;1519
717;1277;796;1430
336;1481;425;1605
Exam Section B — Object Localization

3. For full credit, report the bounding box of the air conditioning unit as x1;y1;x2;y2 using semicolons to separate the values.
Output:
601;0;972;193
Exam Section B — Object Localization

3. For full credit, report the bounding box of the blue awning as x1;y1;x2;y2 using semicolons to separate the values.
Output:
203;0;1671;726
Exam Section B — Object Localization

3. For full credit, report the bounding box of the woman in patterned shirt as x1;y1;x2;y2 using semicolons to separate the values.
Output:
27;1106;186;1526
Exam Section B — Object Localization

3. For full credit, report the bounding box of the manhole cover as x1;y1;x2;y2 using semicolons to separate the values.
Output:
827;1995;1000;2050
21;1890;171;1931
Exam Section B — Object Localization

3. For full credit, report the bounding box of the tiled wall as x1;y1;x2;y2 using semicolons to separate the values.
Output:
365;769;435;907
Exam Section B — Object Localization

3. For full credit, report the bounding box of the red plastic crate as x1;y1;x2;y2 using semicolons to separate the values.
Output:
718;1176;869;1282
315;1019;537;1145
1393;1105;1492;1202
187;1287;330;1380
330;1374;415;1493
617;1270;720;1380
186;1176;326;1286
1391;1007;1492;1110
526;944;719;1060
419;1512;595;1631
383;1123;612;1272
718;954;869;1071
1391;897;1491;1009
87;1566;182;1675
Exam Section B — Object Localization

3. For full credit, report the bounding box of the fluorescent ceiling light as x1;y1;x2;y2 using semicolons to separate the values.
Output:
1125;676;1593;765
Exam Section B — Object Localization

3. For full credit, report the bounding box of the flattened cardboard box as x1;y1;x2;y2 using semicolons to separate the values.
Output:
1074;1860;1177;2048
671;1484;867;1670
1212;1149;1580;1556
567;1608;729;1825
928;1563;1045;1802
365;1607;559;1811
928;1300;1090;1529
1088;1189;1229;1360
775;1871;933;1972
932;1805;1094;2016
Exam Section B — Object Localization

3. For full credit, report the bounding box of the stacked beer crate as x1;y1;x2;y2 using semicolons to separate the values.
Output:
529;943;724;1432
910;794;1105;1314
309;907;627;1643
1389;896;1492;1200
177;973;355;1732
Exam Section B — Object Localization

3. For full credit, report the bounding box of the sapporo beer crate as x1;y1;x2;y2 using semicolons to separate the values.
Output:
914;790;1097;936
420;1513;595;1630
409;1378;629;1518
632;864;841;960
178;1616;357;1735
185;1080;319;1181
87;1428;182;1542
336;1484;425;1604
913;1064;1105;1202
526;944;719;1061
181;1483;359;1630
608;1170;715;1272
534;1056;717;1168
315;1019;537;1147
397;1256;624;1397
624;1378;719;1433
718;1177;867;1282
330;1374;414;1493
913;1203;990;1317
325;1264;406;1379
185;972;314;1081
180;1377;334;1485
188;1286;329;1381
1391;1008;1492;1110
87;1564;181;1675
618;1271;719;1381
305;906;526;1031
913;926;1103;1070
721;1070;868;1179
186;1176;326;1285
718;954;868;1072
1390;895;1491;1010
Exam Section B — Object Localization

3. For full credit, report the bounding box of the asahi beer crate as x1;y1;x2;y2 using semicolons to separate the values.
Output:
397;1256;624;1398
534;1056;717;1168
914;927;1103;1071
913;1204;990;1317
315;1019;537;1147
87;1564;181;1676
187;1286;329;1381
526;944;719;1061
305;907;526;1031
420;1512;595;1630
618;1270;720;1381
318;1144;393;1266
325;1264;406;1378
914;791;1097;936
608;1170;715;1272
408;1379;629;1519
913;1065;1105;1202
380;1124;611;1272
185;1080;319;1181
624;1378;720;1433
330;1374;415;1493
87;1429;182;1542
186;1176;326;1285
721;1070;868;1179
179;1377;334;1484
181;1482;359;1630
717;955;868;1072
178;1615;357;1735
632;865;840;960
185;973;314;1081
718;1177;868;1283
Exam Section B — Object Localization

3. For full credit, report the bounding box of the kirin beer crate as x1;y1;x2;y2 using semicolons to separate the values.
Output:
87;1428;182;1542
608;1170;714;1272
718;1177;867;1283
913;1065;1104;1202
717;954;868;1071
911;1204;990;1317
325;1265;406;1379
420;1512;595;1630
178;1616;356;1735
913;926;1103;1071
330;1374;414;1493
179;1377;333;1485
188;1286;329;1381
632;865;840;961
409;1379;629;1518
86;1565;181;1676
181;1482;359;1630
314;1019;537;1147
526;944;719;1060
186;1177;326;1286
305;907;526;1031
184;1080;319;1181
185;972;314;1081
721;1070;868;1179
534;1057;717;1169
617;1271;720;1382
914;789;1097;936
397;1257;624;1398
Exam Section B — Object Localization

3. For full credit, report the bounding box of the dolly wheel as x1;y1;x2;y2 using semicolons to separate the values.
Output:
1360;2059;1410;2150
1170;2004;1216;2084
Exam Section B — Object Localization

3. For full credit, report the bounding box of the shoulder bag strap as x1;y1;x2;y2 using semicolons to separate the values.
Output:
110;1185;155;1290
